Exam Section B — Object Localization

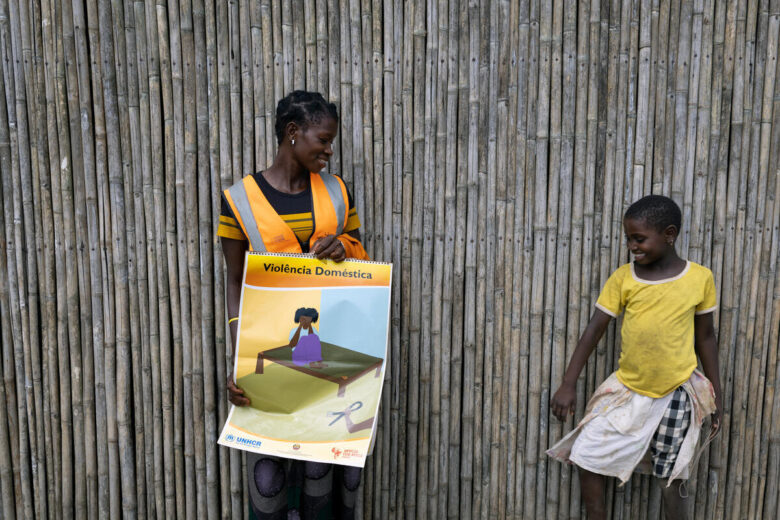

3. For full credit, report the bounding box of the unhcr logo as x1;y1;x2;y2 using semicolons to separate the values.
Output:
227;434;262;448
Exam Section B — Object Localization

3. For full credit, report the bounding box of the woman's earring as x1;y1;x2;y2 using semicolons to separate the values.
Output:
291;138;295;146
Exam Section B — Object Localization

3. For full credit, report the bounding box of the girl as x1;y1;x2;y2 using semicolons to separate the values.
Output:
219;91;368;520
548;195;722;520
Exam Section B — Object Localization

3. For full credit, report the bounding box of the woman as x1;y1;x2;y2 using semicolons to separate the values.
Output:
218;91;368;520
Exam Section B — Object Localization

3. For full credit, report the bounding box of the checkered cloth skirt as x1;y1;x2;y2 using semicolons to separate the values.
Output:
650;386;692;478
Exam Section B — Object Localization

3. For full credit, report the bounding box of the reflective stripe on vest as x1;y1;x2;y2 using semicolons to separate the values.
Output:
224;172;349;252
225;179;267;251
317;172;346;235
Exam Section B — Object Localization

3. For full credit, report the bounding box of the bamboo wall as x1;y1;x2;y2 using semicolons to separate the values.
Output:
0;0;779;519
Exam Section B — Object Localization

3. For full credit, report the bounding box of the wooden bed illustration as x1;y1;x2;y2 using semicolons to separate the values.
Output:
255;341;383;397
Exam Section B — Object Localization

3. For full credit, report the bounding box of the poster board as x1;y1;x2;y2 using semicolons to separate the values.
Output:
218;252;392;467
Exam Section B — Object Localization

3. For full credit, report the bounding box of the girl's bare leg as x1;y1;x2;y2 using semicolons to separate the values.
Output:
660;480;690;520
579;469;606;519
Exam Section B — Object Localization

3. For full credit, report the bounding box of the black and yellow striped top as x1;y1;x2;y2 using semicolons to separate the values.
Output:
218;172;361;252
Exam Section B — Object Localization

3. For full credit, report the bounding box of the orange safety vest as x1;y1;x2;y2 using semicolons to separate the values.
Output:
223;172;368;259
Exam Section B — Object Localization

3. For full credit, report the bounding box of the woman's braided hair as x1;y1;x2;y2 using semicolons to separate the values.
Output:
274;91;339;144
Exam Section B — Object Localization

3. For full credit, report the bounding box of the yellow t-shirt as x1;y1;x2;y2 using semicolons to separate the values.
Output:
595;261;717;398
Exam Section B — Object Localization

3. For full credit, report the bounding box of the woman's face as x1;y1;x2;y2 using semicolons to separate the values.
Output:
299;315;313;327
291;116;338;173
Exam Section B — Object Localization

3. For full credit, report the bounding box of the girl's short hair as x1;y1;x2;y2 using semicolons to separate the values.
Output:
624;195;682;232
294;307;319;323
274;91;339;144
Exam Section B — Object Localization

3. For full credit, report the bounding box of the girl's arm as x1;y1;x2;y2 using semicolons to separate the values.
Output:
694;312;722;432
222;236;250;406
550;309;612;421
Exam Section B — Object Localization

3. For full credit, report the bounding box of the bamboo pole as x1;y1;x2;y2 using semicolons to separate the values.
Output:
30;0;61;512
132;4;162;516
190;0;220;515
414;0;435;517
7;2;46;517
29;0;58;514
41;0;70;516
489;1;511;517
178;0;207;517
0;13;25;518
95;1;137;517
118;1;151;516
499;1;520;517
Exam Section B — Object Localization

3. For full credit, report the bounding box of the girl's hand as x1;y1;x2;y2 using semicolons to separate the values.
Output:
710;409;721;435
551;382;577;421
313;234;346;262
227;379;250;406
710;392;723;435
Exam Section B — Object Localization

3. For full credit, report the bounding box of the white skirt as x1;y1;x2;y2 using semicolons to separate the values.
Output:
547;371;715;485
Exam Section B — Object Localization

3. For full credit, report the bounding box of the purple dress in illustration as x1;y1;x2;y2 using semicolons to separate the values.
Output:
292;333;323;366
289;307;327;368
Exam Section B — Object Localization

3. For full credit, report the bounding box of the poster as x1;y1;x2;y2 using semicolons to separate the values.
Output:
218;252;392;467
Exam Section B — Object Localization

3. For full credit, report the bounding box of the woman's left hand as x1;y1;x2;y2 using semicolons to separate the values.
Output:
313;234;346;262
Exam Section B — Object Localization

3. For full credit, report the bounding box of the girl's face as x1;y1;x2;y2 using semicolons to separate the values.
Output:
299;315;313;327
290;116;338;173
623;217;675;265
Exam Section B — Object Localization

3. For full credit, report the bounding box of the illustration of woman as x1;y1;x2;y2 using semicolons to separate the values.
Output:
289;307;326;368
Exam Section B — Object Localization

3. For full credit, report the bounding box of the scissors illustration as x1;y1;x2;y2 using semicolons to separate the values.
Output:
327;401;363;426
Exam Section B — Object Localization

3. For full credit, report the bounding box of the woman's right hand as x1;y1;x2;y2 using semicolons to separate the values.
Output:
550;381;577;421
227;379;250;406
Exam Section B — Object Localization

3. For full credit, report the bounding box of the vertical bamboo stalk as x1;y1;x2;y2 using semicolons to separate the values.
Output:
132;4;161;516
721;1;750;517
6;1;47;516
95;0;137;517
474;1;496;517
661;0;682;197
0;11;28;516
514;0;535;515
0;299;16;520
42;0;74;516
70;0;106;515
31;0;63;512
239;0;253;177
303;0;316;89
29;0;60;513
192;0;220;515
145;0;175;515
489;0;512;516
380;1;395;515
524;0;548;517
56;0;90;513
496;1;517;517
414;0;435;517
114;0;150;516
425;0;447;515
